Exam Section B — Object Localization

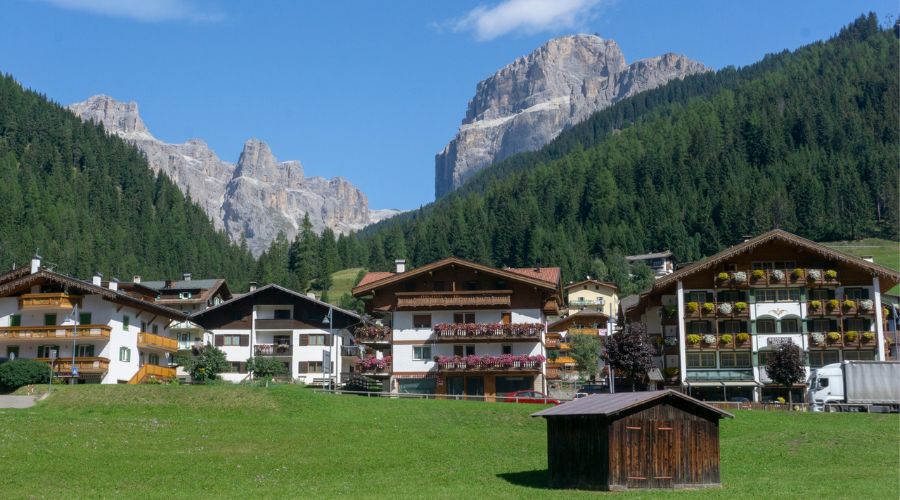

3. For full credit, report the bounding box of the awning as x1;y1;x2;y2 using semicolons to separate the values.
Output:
685;381;761;387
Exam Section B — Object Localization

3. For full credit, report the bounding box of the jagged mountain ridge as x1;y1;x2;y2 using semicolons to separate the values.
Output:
435;34;709;198
69;95;399;256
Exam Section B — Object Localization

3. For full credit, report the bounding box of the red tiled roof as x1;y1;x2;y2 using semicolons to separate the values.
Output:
356;271;395;288
507;267;561;286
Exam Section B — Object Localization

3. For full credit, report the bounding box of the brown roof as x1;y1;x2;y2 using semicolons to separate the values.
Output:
547;311;609;333
352;257;561;296
564;279;618;291
532;390;733;419
356;271;395;288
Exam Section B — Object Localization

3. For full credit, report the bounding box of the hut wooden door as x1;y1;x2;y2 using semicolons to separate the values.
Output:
623;422;648;487
651;421;674;488
622;420;675;488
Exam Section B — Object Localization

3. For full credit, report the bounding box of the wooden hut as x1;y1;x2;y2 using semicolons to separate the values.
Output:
532;390;733;491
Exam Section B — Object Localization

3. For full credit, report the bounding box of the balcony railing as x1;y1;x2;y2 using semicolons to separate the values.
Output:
18;293;82;310
683;302;750;319
0;325;111;342
137;332;178;352
356;355;391;376
353;325;392;344
713;269;840;288
568;327;599;335
685;369;754;381
685;333;752;350
128;364;176;384
254;343;293;356
435;354;544;372
395;290;512;310
545;337;560;349
806;299;876;317
546;364;561;380
432;323;542;342
808;331;878;349
36;356;110;374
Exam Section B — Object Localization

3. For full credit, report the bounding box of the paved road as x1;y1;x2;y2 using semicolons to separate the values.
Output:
0;395;37;408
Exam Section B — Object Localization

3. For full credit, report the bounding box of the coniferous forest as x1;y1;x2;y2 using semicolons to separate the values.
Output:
0;15;896;298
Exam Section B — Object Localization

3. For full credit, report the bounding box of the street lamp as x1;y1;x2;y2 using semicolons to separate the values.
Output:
66;305;79;384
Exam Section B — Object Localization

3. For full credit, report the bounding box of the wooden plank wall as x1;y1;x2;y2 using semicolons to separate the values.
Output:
547;416;610;490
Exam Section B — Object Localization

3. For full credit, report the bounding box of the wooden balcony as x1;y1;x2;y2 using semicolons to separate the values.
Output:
546;364;561;380
432;323;542;343
684;302;749;319
37;356;109;375
685;334;752;350
568;327;599;335
0;325;111;342
395;290;512;310
18;293;82;310
128;364;176;384
714;268;840;288
137;332;178;352
806;300;877;317
808;331;878;349
254;343;293;356
545;336;560;349
353;326;392;345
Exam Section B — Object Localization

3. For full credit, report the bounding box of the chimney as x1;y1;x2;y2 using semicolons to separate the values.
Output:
109;278;119;292
306;292;317;300
30;254;41;274
395;259;406;273
133;275;141;284
249;281;258;292
165;279;174;288
183;272;192;281
92;272;103;287
862;255;874;263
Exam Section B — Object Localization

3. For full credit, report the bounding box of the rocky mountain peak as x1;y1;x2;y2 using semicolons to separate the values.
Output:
436;34;709;198
69;94;150;138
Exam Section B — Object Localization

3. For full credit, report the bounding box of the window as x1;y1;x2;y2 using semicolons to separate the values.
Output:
38;345;61;358
752;261;796;270
148;353;160;365
718;290;746;303
686;352;716;368
809;289;831;301
688;321;710;334
307;361;324;372
152;324;159;334
433;281;445;291
75;344;94;357
413;314;431;328
9;314;20;327
843;350;876;361
274;309;291;319
756;289;801;302
810;319;833;333
44;314;57;326
845;318;869;331
79;312;91;325
757;351;773;367
495;280;507;290
723;263;737;272
719;352;751;368
780;318;800;333
844;288;869;300
179;292;192;299
502;345;513;355
222;335;246;346
453;345;475;356
412;345;432;360
453;312;476;324
141;321;147;332
687;292;708;303
122;315;130;331
308;335;327;346
719;320;744;334
119;347;131;362
7;346;19;358
227;362;248;373
808;350;839;368
756;319;776;334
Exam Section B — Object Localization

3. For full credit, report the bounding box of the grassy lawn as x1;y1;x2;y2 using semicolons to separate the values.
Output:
327;267;365;300
824;238;899;271
0;385;897;499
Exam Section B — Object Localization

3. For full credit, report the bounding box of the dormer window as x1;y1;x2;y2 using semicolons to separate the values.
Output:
179;292;192;300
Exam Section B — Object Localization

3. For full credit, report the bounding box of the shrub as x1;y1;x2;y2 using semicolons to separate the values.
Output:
0;359;50;391
825;269;838;280
720;334;733;344
702;302;715;314
736;332;750;343
842;299;855;310
809;300;822;310
751;269;765;281
686;302;699;313
791;268;804;280
827;299;840;310
826;331;841;342
862;331;875;341
686;334;702;345
717;272;730;282
735;301;748;312
844;331;858;342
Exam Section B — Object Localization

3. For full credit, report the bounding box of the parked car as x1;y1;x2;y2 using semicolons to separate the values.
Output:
574;383;608;399
501;390;561;405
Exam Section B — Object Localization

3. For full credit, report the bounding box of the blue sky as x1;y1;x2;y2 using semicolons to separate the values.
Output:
2;1;895;210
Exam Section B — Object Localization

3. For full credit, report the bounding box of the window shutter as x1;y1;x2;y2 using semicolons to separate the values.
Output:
215;335;224;347
706;292;714;303
298;362;308;373
322;334;332;345
827;289;835;300
239;335;249;347
299;335;309;346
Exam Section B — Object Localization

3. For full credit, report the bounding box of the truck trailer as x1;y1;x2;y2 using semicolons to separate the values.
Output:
810;361;900;413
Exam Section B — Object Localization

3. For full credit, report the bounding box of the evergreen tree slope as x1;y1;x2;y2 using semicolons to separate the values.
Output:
356;15;898;288
0;74;256;285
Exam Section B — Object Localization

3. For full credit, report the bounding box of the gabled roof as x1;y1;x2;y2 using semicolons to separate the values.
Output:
532;390;733;419
352;257;561;296
564;279;618;292
547;311;609;333
138;278;231;305
648;229;900;293
0;267;187;320
191;283;360;324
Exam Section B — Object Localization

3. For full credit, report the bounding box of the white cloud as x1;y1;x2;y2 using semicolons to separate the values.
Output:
452;0;603;41
37;0;224;23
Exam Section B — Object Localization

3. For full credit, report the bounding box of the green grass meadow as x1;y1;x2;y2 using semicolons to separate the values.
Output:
327;267;365;300
0;385;897;499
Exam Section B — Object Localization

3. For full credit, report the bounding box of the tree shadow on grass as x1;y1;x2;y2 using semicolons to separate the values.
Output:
497;469;550;490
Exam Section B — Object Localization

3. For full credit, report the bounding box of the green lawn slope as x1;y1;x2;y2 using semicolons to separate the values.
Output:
0;385;896;498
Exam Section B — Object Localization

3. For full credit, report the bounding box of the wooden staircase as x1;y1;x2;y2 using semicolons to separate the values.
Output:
128;364;176;384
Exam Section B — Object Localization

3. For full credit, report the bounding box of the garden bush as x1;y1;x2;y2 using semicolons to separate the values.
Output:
0;359;50;391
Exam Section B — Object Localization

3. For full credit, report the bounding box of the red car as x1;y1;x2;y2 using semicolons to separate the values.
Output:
501;390;561;405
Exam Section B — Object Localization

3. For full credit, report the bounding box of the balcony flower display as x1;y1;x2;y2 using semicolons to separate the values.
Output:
790;268;805;281
432;322;541;338
858;299;874;312
809;300;822;311
862;331;875;342
844;331;858;342
720;334;733;345
810;332;825;345
686;302;699;313
718;302;733;315
736;332;750;344
686;334;702;345
354;325;391;340
702;334;716;345
751;269;765;281
825;269;838;280
826;331;841;343
434;354;546;370
356;355;392;371
717;272;730;283
842;299;855;311
734;301;748;313
827;299;840;311
664;337;678;346
807;269;822;281
702;302;715;314
732;271;747;284
771;269;785;281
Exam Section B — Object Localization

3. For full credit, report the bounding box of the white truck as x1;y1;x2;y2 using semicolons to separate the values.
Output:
810;361;900;413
